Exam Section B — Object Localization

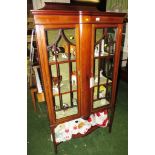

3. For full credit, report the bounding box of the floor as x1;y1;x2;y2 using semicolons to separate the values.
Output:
27;80;128;155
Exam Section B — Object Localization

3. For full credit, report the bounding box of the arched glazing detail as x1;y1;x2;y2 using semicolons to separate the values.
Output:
45;28;78;119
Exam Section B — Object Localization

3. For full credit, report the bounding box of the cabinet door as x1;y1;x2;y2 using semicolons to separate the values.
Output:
39;25;81;121
91;25;121;111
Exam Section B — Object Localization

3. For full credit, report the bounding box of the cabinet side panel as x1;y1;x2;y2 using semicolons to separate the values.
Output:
35;25;56;124
111;24;123;106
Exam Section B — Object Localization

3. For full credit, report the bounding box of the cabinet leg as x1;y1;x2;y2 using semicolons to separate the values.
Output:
53;141;57;154
109;123;112;133
30;88;37;112
51;126;57;154
108;108;115;133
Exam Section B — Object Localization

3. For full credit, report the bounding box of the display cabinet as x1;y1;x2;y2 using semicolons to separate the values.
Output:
31;2;126;153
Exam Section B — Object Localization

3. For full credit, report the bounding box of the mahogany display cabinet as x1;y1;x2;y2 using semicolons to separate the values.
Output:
31;2;126;153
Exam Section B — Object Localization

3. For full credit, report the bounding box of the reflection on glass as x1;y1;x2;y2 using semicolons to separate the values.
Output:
55;93;78;119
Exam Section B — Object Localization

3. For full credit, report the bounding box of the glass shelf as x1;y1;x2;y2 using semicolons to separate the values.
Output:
93;99;110;109
56;106;78;119
49;53;76;65
94;52;114;59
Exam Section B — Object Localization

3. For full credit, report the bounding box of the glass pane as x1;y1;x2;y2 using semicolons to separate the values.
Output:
92;27;117;109
94;27;117;57
95;28;103;42
55;93;78;119
46;29;76;63
64;29;76;45
45;28;78;119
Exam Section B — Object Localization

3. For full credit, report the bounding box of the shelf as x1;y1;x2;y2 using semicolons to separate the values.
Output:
53;90;77;96
49;53;76;65
49;59;76;65
94;52;114;59
93;99;110;109
94;82;112;88
56;106;78;119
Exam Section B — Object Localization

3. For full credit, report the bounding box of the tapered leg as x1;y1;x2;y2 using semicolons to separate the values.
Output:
108;107;115;133
51;126;57;154
30;88;37;112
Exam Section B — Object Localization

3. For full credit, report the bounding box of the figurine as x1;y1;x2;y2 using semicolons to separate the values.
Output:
100;69;104;77
70;45;76;57
99;85;106;98
53;86;59;94
72;98;77;106
52;75;62;86
63;103;69;110
52;75;63;94
48;45;66;60
94;40;105;56
94;85;106;98
61;53;68;59
94;44;99;57
71;71;77;85
95;77;98;83
95;70;104;83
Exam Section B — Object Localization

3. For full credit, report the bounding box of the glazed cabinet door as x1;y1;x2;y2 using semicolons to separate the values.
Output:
90;24;123;112
35;24;81;123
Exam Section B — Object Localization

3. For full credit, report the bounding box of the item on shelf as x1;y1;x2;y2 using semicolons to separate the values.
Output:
52;55;56;61
94;70;104;83
52;83;64;94
70;45;76;56
61;53;68;59
55;105;60;110
94;43;105;57
100;69;104;77
63;103;70;110
71;71;77;86
49;46;66;61
72;98;77;106
51;46;59;59
94;85;106;98
52;86;59;94
52;76;62;86
101;39;105;53
94;77;98;83
94;44;99;56
58;47;65;53
108;34;114;54
104;43;108;52
99;86;106;98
